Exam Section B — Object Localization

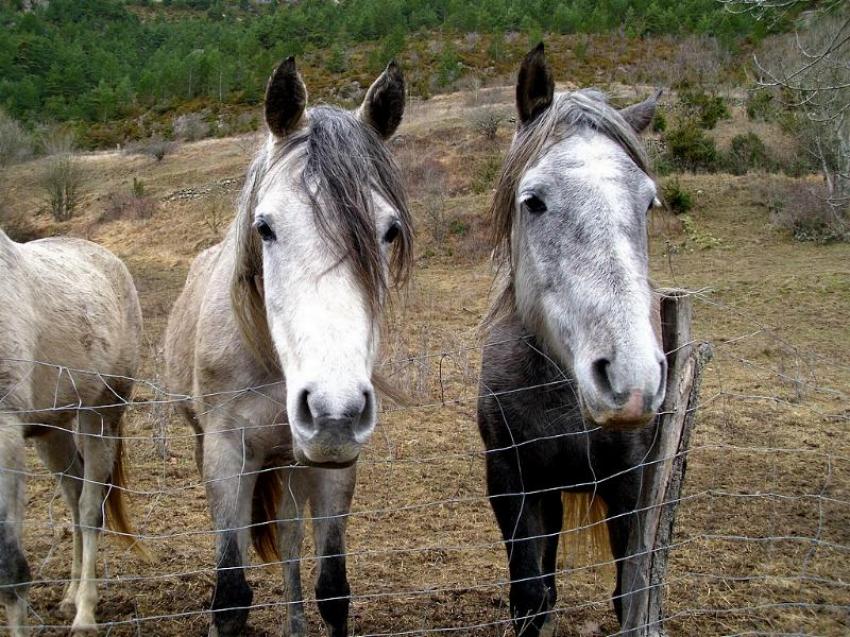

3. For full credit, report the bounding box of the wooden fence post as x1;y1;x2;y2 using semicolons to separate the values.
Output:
625;289;713;636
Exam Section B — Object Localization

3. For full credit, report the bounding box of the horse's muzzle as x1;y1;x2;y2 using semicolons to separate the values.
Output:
291;415;367;466
580;354;667;429
289;382;377;465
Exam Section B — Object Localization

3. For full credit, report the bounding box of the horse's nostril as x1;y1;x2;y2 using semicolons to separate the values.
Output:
591;358;613;396
353;389;376;439
295;388;313;433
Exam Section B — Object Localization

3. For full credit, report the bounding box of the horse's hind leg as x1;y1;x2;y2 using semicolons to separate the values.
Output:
276;468;308;637
308;465;356;637
0;418;31;637
33;427;84;616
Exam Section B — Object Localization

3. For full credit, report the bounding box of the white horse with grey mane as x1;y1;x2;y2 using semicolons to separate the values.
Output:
164;57;411;637
0;230;143;636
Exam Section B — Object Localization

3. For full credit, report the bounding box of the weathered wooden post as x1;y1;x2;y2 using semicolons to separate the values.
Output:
622;289;713;636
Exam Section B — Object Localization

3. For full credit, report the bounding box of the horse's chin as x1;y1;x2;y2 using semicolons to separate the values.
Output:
292;447;359;469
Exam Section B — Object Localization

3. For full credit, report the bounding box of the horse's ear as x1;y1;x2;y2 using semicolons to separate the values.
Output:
516;42;554;126
358;60;405;139
265;56;307;138
619;88;662;134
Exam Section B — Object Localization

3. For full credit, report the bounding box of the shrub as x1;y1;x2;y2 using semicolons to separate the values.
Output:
469;107;508;141
746;90;774;121
679;88;730;129
325;44;347;73
448;217;468;236
40;131;84;222
646;138;672;175
770;184;849;244
681;214;722;249
101;179;157;222
423;188;448;245
663;121;718;172
0;110;33;167
723;132;775;175
127;136;175;162
472;154;502;194
172;112;210;141
203;194;231;238
651;110;667;133
132;176;145;198
661;178;693;214
436;45;461;87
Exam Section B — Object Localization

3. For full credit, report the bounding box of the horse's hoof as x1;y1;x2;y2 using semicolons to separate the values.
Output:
70;622;98;637
208;621;248;637
58;599;75;618
539;616;556;637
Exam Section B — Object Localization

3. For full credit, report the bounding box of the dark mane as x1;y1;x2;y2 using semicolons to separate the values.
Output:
231;106;412;370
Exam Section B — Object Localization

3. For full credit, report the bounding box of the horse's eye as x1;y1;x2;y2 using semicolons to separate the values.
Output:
254;218;276;242
523;195;547;214
383;221;401;244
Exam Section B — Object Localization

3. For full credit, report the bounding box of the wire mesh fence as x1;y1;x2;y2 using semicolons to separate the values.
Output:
1;286;848;637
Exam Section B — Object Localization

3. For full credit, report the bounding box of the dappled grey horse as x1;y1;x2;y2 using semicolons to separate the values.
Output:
477;44;666;637
0;231;143;636
164;57;411;636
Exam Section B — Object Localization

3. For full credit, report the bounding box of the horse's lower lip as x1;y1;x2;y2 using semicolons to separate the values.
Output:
292;448;359;469
586;408;656;430
297;458;358;469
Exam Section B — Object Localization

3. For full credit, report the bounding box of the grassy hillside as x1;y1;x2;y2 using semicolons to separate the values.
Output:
0;0;780;148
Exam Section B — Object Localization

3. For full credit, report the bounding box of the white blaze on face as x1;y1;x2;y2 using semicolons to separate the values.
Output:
513;130;665;425
254;158;393;462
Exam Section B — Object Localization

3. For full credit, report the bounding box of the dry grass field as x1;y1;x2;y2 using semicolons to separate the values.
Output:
2;86;848;636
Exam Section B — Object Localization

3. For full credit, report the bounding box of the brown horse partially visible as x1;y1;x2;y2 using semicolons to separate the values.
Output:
0;230;144;636
164;57;411;637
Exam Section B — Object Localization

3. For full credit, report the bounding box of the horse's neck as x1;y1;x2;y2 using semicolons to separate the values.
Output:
489;310;578;390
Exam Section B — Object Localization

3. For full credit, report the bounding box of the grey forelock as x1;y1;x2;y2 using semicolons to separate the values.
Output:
546;90;650;173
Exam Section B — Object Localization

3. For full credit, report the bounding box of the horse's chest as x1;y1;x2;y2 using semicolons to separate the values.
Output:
508;394;648;489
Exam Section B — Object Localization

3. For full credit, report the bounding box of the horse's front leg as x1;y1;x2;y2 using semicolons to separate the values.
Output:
72;411;124;636
309;465;356;637
277;467;309;637
33;427;84;618
0;417;30;637
603;474;657;637
487;456;549;637
203;425;262;637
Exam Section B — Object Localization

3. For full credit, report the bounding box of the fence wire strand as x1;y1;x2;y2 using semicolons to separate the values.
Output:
0;290;848;636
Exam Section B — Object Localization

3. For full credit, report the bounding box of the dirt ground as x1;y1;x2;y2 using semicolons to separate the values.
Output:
2;88;849;636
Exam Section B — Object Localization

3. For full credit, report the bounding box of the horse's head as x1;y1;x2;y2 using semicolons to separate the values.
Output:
233;57;411;467
492;44;665;428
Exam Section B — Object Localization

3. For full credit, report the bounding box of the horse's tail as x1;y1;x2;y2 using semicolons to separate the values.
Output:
251;468;283;563
558;492;611;570
105;435;151;561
